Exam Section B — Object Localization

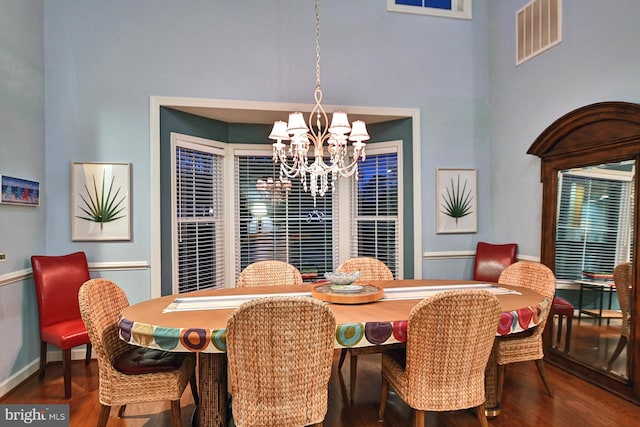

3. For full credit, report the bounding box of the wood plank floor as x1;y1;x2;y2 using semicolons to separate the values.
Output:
2;348;640;426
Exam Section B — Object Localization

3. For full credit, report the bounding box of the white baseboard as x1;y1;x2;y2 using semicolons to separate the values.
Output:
0;359;39;398
0;348;94;399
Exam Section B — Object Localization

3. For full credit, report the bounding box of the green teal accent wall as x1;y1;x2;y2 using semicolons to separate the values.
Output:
160;108;228;295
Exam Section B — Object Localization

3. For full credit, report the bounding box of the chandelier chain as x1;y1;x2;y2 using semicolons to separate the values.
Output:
315;0;321;90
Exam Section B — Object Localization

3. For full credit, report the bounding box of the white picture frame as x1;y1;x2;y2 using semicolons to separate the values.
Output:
72;162;131;241
436;168;477;234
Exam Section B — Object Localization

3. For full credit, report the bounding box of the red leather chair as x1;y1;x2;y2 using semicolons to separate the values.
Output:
31;251;93;398
473;242;518;282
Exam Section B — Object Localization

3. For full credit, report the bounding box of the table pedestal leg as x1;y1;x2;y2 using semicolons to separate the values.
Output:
198;353;227;427
484;346;500;417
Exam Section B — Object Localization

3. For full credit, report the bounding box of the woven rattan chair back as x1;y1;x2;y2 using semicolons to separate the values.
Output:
495;261;556;401
226;296;336;427
498;261;556;338
237;260;303;287
336;257;395;400
79;278;196;427
337;257;393;283
614;262;632;338
608;262;632;369
378;290;501;426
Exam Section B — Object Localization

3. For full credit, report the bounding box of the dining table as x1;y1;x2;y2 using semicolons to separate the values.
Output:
118;279;548;426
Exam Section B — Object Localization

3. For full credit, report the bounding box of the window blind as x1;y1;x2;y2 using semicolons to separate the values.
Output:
174;143;225;293
555;171;632;280
351;150;399;277
235;154;335;279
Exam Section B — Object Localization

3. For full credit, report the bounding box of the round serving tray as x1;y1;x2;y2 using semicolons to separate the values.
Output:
311;283;384;304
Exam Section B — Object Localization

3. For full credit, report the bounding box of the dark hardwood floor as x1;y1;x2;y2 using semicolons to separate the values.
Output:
2;343;639;426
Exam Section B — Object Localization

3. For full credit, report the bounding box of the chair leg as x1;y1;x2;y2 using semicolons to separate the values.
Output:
62;348;72;398
476;404;489;427
535;359;554;397
117;405;126;417
85;343;92;365
564;316;572;353
170;400;182;427
349;353;358;401
556;315;563;344
190;373;199;405
97;404;111;427
39;341;47;380
496;364;505;404
378;376;389;422
338;348;348;369
414;409;425;427
607;335;628;369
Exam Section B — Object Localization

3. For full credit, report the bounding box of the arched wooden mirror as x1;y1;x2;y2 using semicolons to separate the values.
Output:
528;101;640;403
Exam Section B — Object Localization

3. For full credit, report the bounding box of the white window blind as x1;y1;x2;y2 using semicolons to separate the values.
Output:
173;141;225;293
235;153;336;279
555;169;633;281
351;149;400;277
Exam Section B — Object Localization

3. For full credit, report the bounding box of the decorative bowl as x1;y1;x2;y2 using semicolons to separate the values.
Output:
324;271;361;286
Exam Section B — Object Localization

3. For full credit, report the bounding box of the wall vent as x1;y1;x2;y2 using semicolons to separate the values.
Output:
516;0;562;65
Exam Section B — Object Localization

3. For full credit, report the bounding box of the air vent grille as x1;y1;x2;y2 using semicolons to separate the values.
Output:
516;0;562;65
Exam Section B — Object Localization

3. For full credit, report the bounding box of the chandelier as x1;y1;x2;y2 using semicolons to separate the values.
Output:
268;0;369;201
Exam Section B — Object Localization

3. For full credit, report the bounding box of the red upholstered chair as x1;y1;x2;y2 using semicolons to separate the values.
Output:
552;296;574;352
31;251;93;398
473;242;518;282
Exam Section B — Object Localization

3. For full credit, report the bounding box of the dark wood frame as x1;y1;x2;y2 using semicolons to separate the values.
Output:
528;101;640;404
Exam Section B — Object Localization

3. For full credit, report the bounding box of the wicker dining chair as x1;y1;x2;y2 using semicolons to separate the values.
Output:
78;279;197;427
378;290;501;427
608;262;632;370
495;261;556;402
236;260;303;287
226;296;336;427
335;257;398;400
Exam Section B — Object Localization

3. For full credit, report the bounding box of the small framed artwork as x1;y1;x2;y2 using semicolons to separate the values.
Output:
1;175;40;206
436;168;477;234
72;162;131;241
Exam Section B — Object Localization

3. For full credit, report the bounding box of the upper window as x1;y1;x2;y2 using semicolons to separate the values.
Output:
387;0;472;20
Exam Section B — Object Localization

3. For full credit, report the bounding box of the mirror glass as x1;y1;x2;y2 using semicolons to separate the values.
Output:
552;160;635;381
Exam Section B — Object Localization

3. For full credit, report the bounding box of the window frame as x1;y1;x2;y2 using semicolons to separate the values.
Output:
232;142;403;280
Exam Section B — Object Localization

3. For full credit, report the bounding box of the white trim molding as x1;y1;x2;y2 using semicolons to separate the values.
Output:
423;250;540;263
0;261;150;288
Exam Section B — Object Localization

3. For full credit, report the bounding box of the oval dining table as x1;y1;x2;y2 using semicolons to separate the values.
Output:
118;279;548;427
